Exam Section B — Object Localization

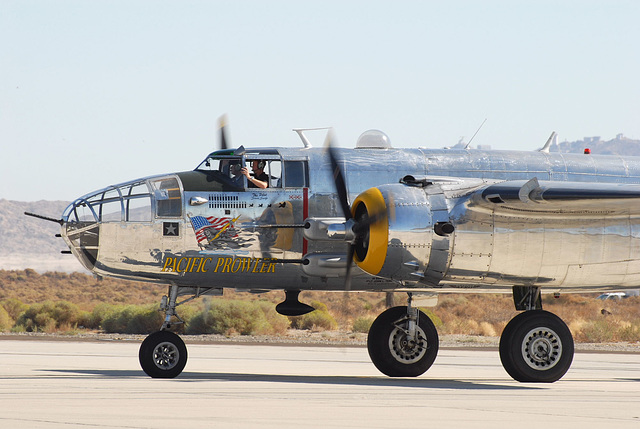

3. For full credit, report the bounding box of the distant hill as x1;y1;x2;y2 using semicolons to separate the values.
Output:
0;200;84;272
550;134;640;156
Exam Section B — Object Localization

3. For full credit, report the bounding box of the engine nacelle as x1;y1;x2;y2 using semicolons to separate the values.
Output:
351;183;457;285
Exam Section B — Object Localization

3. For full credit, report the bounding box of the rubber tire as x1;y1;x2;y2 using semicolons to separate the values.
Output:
139;331;188;378
367;306;439;377
499;310;574;383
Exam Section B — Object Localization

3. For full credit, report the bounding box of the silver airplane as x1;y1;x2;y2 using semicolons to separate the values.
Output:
26;124;640;382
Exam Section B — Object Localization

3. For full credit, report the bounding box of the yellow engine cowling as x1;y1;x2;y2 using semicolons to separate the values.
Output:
351;184;450;283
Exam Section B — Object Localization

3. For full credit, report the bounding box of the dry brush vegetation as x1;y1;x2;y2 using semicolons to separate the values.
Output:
0;269;639;343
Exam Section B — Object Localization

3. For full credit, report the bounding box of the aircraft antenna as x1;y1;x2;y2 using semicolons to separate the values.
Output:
539;131;557;153
464;118;487;149
292;127;332;148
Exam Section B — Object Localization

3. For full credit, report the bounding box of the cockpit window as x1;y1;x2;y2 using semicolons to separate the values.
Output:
244;158;282;188
195;157;246;187
151;177;182;217
284;161;309;188
64;181;152;224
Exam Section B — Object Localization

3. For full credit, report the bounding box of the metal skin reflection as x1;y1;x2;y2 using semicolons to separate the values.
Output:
49;128;640;383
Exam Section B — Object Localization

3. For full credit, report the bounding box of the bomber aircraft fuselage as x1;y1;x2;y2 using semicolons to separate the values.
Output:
61;144;640;293
35;129;640;382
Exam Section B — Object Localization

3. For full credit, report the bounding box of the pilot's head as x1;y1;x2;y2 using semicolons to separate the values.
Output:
252;160;266;172
229;161;242;176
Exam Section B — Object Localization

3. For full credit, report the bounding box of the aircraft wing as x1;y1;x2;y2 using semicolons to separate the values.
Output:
476;177;640;215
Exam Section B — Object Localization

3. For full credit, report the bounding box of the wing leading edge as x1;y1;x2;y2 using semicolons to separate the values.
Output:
478;177;640;214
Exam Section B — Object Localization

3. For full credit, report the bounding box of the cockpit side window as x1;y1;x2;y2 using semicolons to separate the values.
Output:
267;160;282;188
195;156;246;188
284;161;309;188
244;158;282;189
151;178;182;217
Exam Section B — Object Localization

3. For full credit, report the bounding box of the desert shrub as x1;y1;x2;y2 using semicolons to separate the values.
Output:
85;302;114;330
101;304;164;334
618;323;640;342
352;316;374;333
575;319;613;343
420;308;444;328
176;304;199;329
15;301;84;332
186;299;289;335
289;300;337;331
1;298;27;321
0;306;12;331
99;305;129;333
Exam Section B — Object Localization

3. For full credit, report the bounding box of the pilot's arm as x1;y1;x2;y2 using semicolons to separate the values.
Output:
242;167;268;189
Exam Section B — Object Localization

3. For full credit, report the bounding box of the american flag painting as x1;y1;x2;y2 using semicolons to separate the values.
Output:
189;215;237;243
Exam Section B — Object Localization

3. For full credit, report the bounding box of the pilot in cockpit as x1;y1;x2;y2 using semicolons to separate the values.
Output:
242;160;269;189
229;161;244;185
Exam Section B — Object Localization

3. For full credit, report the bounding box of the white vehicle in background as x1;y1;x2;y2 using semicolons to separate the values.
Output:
596;292;628;300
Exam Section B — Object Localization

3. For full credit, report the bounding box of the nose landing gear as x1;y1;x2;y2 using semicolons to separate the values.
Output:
139;284;188;378
139;330;187;379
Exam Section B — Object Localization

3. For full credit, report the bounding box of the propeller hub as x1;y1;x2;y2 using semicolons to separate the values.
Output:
351;187;388;276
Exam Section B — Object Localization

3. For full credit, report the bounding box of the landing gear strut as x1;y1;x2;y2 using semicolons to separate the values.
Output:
139;284;189;378
367;294;439;377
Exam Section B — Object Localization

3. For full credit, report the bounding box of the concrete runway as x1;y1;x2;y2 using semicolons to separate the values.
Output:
0;339;639;429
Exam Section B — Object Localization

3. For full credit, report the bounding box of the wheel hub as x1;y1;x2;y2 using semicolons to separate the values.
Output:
153;341;180;370
521;328;562;371
388;326;428;364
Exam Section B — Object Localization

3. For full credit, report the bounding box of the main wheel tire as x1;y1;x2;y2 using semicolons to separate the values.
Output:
367;306;439;377
499;310;574;383
139;331;188;378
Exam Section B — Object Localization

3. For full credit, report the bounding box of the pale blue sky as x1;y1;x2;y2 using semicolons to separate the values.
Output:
2;0;639;201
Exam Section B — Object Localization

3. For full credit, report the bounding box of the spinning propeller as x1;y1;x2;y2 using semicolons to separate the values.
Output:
325;134;388;290
218;115;229;150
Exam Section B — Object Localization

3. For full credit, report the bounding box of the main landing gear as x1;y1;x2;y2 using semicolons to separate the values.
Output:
367;294;439;377
366;288;574;382
499;287;574;382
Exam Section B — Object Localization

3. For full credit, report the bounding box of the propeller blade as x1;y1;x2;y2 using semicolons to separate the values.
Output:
344;244;355;292
325;133;352;221
218;115;229;150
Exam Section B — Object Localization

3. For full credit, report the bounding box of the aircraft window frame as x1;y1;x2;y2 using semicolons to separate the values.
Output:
65;198;99;223
283;160;309;188
125;194;152;222
245;155;282;190
98;188;124;222
196;155;247;188
151;177;183;218
196;153;293;190
64;181;153;224
125;182;152;222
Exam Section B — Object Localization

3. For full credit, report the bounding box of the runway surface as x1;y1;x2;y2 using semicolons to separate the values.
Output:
0;339;638;429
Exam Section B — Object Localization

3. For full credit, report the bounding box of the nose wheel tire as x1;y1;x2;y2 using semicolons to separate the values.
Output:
367;306;439;377
499;310;573;383
139;331;188;378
